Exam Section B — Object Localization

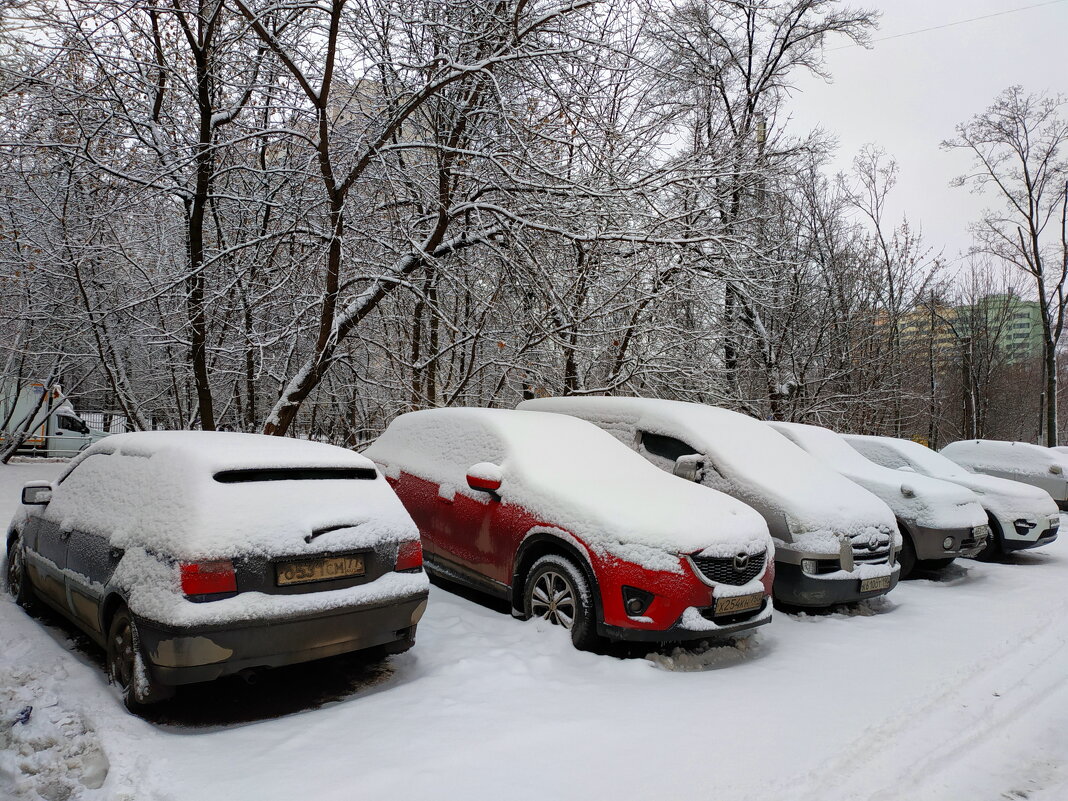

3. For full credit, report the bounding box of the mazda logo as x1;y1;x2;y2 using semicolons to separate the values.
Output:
733;552;750;572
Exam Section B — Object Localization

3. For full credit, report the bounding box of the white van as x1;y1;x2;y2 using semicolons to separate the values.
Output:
844;434;1059;559
769;422;989;578
0;380;108;457
518;397;900;608
941;440;1068;510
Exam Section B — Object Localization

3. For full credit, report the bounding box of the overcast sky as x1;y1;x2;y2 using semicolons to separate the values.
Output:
787;0;1068;272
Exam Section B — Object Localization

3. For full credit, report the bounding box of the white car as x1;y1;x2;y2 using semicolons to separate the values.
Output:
942;440;1068;510
769;422;989;578
518;396;900;608
6;431;429;712
845;435;1059;559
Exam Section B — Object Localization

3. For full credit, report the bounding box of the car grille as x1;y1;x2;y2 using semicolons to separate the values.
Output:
689;551;766;585
850;532;892;564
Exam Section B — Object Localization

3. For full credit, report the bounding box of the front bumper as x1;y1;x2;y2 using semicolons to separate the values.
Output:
911;523;988;560
598;598;772;642
138;590;429;687
773;562;899;608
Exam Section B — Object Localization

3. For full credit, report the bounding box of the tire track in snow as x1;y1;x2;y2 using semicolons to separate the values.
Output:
782;582;1068;801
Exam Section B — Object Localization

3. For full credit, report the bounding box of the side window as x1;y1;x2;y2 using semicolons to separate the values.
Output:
640;432;699;462
866;446;906;469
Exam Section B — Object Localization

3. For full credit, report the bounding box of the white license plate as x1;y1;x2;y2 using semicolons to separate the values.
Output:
275;554;364;586
860;576;891;593
714;592;763;616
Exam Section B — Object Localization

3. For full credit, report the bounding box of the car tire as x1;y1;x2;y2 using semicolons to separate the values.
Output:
897;528;917;580
976;516;1003;562
106;606;170;712
524;554;598;651
6;533;35;610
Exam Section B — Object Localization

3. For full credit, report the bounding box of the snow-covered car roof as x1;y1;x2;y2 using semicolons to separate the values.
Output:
940;439;1068;476
769;421;986;529
845;434;1057;512
518;396;896;540
364;408;771;564
43;431;415;560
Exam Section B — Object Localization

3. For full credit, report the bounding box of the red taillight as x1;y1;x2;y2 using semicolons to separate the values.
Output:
180;560;237;596
395;540;423;572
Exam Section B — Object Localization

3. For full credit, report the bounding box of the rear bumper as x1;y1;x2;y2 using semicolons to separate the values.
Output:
911;523;988;560
138;590;429;687
773;562;899;608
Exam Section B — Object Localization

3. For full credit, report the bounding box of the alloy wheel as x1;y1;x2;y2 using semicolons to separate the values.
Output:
529;570;577;629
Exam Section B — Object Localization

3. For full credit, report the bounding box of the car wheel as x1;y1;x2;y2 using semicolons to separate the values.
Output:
976;516;1003;562
524;554;598;651
897;528;917;579
106;606;168;712
6;534;35;609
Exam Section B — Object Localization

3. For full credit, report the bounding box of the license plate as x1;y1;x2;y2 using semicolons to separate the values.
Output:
275;554;365;586
714;592;763;616
859;575;891;593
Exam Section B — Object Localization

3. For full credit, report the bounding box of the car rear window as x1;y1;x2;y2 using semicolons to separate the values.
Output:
213;467;377;483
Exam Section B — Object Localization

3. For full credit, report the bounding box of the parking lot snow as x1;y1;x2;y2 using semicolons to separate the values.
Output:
2;460;1067;801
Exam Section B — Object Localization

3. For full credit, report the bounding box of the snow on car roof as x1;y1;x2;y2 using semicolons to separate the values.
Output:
845;434;972;479
940;439;1068;474
364;407;771;566
518;396;896;541
46;431;414;560
80;430;374;473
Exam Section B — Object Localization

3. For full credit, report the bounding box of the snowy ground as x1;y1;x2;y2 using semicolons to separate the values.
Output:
1;461;1066;801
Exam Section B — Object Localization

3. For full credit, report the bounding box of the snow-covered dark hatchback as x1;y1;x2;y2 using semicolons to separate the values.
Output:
5;431;429;712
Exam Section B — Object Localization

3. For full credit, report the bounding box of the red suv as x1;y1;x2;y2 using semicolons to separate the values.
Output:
364;408;774;649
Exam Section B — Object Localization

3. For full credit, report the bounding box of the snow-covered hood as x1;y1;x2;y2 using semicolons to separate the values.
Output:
43;431;419;560
844;433;1059;523
518;397;896;549
365;408;773;569
770;422;987;530
939;471;1058;521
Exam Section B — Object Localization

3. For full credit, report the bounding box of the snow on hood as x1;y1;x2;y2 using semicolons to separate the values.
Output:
363;408;772;567
941;439;1068;480
769;422;986;530
847;434;1058;521
517;396;896;549
44;431;419;560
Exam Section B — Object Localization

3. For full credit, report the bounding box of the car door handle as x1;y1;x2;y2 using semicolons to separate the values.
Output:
109;548;124;560
59;530;72;541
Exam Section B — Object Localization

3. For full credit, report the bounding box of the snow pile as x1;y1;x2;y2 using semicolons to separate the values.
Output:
847;434;1058;524
518;397;897;555
363;408;772;569
770;422;987;529
41;431;420;560
1;672;109;801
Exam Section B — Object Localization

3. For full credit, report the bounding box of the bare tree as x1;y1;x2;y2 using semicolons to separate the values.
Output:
945;87;1068;445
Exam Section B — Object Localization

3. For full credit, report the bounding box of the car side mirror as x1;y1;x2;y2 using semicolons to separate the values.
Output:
1050;464;1064;475
466;462;502;493
672;454;704;482
22;482;53;506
